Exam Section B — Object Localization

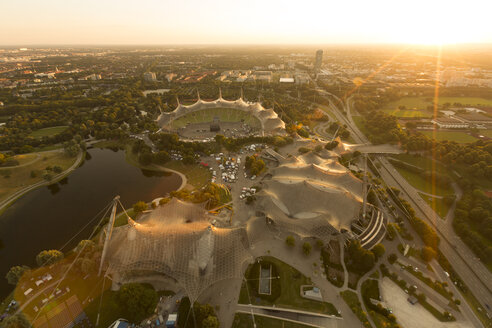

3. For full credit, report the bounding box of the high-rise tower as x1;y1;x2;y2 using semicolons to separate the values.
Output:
314;49;323;73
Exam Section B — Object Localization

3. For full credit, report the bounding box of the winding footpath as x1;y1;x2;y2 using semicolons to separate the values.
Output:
0;150;84;213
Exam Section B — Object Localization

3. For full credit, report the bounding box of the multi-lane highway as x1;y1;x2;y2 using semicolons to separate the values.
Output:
319;90;492;321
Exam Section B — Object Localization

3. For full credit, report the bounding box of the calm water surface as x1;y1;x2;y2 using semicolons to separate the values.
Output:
0;148;181;297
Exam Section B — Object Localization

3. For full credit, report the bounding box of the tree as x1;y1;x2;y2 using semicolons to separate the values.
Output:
139;152;153;166
315;239;324;249
302;242;312;256
52;165;62;173
117;283;158;323
202;315;220;328
36;249;64;266
286;235;295;247
76;239;96;253
346;240;375;273
63;140;80;157
421;246;437;262
325;140;339;150
2;313;31;328
371;244;385;260
214;134;225;145
133;201;148;214
6;265;30;285
388;253;398;264
159;197;170;205
153;151;170;164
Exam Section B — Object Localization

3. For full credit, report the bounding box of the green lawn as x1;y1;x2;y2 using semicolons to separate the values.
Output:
382;109;432;118
353;116;371;137
238;256;339;316
420;131;477;143
393;166;453;196
477;130;492;138
340;290;372;328
163;160;211;188
361;279;399;328
120;143;211;189
232;313;315;328
436;97;492;107
419;193;452;219
384;97;492;110
384;97;432;110
390;154;448;172
29;126;68;138
0;150;79;203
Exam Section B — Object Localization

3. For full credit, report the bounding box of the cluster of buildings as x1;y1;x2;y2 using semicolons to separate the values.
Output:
217;69;311;84
431;108;492;129
440;69;492;88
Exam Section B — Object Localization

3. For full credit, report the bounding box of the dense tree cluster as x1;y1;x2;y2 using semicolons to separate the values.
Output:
177;297;220;328
244;154;265;176
0;83;158;153
362;111;404;144
36;249;64;267
345;240;375;274
398;198;439;249
170;183;228;209
116;283;158;323
5;265;30;285
328;122;350;140
454;189;492;265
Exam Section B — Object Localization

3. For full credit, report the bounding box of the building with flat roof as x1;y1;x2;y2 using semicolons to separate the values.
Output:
144;71;157;82
431;117;469;129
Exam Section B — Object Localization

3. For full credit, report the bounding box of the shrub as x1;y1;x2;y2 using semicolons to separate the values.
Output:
286;235;295;247
133;201;148;214
388;253;398;264
302;242;312;256
6;265;30;285
298;147;310;154
36;249;64;266
421;246;437;262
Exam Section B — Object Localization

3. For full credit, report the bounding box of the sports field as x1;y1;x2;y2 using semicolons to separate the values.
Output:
171;107;260;129
420;131;477;143
29;126;68;138
384;97;492;111
384;97;431;110
477;130;492;138
382;108;432;118
437;97;492;106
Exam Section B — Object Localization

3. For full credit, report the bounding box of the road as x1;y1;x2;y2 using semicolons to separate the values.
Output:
318;91;492;319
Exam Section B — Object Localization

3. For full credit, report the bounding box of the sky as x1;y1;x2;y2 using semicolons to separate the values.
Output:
1;0;491;45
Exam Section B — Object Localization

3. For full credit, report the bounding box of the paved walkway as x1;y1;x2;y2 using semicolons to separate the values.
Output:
0;150;84;212
236;304;342;328
150;164;187;191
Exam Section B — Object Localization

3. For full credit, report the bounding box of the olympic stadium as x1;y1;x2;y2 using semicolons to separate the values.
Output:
156;90;286;139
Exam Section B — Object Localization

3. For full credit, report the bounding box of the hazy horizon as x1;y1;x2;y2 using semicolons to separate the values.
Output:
2;0;491;46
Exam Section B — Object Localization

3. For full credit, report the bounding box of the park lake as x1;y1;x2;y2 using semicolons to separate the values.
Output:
0;147;182;298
